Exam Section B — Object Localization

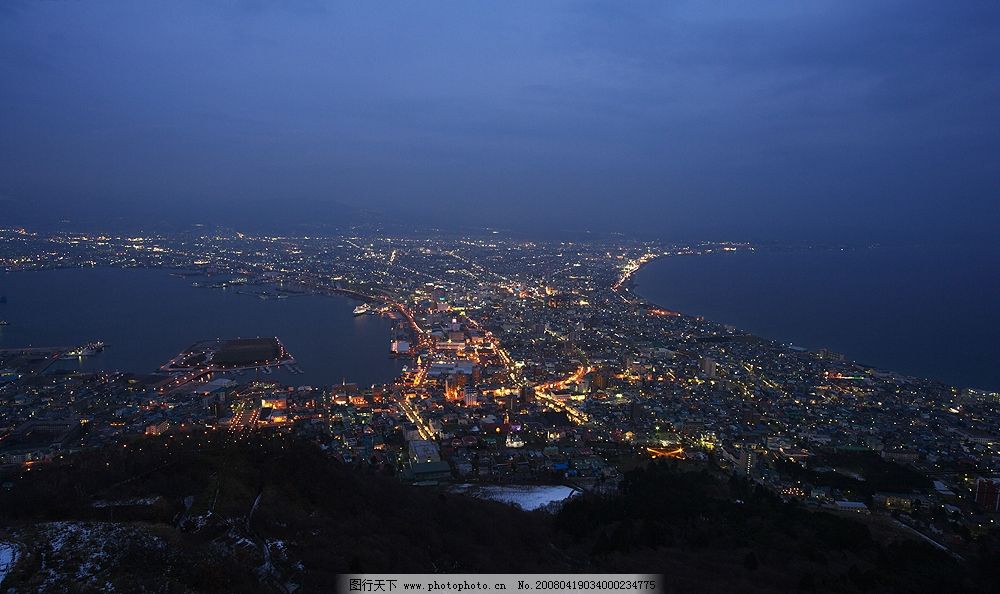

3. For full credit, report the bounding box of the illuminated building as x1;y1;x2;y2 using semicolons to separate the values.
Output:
975;479;1000;513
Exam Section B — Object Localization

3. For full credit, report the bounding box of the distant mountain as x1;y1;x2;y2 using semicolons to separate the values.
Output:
0;195;379;235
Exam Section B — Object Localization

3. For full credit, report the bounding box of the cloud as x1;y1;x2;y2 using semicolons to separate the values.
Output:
0;1;997;240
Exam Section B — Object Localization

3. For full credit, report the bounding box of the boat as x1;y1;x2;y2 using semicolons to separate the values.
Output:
81;341;106;356
353;303;371;316
62;341;106;358
0;320;8;326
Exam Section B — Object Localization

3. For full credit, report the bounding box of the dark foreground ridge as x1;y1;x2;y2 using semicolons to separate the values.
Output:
1;433;997;593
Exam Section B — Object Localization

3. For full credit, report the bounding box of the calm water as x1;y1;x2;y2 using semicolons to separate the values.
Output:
0;267;403;387
635;245;1000;391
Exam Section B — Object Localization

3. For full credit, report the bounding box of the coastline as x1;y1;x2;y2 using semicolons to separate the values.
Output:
623;250;997;392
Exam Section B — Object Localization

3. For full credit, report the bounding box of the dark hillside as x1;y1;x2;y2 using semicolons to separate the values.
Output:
0;433;994;592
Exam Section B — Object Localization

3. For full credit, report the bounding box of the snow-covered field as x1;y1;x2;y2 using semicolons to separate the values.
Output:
0;541;19;586
31;521;167;591
450;484;578;511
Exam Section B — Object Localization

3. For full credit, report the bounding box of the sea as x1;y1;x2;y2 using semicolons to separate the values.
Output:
0;267;404;387
634;243;1000;391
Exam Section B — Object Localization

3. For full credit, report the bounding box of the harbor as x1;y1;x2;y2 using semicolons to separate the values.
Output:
0;268;404;387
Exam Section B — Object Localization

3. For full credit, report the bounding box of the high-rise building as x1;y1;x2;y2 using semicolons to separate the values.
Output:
736;449;757;478
700;357;718;379
975;478;1000;512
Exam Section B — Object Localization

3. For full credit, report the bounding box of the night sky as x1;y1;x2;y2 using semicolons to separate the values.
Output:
1;1;998;240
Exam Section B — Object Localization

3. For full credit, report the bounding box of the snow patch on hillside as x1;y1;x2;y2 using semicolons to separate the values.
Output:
0;542;19;586
450;484;579;511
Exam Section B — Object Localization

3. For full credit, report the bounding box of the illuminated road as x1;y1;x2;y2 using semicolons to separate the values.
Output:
534;365;594;425
646;446;684;459
228;400;260;435
397;396;435;440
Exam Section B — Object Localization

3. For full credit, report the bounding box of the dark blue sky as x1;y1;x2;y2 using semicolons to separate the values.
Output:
1;1;998;240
